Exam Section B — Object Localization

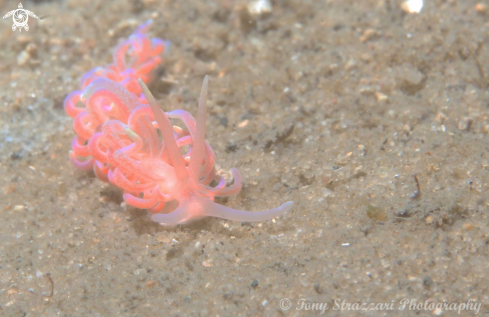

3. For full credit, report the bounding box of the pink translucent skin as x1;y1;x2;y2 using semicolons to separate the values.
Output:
64;20;165;171
64;21;293;225
138;77;294;225
82;77;293;224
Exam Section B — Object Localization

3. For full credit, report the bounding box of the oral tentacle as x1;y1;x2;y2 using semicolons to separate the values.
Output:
201;199;293;223
151;199;195;226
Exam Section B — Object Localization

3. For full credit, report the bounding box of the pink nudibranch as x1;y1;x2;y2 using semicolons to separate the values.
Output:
138;76;294;225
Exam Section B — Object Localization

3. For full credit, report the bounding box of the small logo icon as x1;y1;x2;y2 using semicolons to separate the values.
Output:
3;3;39;32
280;298;292;310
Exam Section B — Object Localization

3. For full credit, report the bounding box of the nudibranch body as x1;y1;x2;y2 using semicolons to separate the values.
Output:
64;22;293;225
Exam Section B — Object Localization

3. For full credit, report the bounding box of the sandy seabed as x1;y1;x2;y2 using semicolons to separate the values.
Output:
1;0;489;316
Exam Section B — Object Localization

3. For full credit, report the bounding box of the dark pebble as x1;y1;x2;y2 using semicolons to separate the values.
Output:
251;279;259;288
